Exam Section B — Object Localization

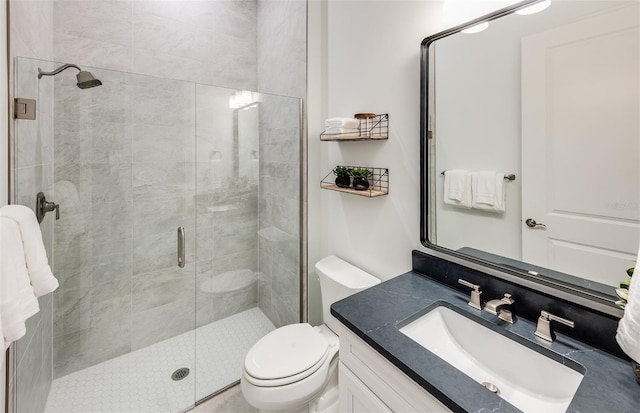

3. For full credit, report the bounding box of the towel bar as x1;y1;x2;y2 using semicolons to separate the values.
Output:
440;171;516;181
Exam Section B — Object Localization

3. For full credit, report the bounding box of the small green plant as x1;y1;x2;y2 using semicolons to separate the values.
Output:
616;265;634;310
333;166;351;177
349;168;372;179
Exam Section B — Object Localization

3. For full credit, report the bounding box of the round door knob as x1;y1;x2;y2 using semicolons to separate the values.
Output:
525;218;546;228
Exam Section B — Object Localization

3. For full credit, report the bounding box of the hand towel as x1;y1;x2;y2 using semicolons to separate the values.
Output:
617;248;640;363
324;117;359;129
324;127;360;135
471;171;506;213
443;170;472;208
0;205;59;296
0;217;39;349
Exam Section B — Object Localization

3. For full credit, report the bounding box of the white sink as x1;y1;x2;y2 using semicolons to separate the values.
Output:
399;305;584;413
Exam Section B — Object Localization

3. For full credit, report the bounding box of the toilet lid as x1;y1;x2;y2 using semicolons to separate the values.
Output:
244;323;329;380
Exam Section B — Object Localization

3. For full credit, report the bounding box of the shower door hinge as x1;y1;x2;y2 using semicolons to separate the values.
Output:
14;98;36;120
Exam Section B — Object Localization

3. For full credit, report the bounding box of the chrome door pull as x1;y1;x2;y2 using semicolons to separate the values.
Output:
177;227;185;268
525;218;546;228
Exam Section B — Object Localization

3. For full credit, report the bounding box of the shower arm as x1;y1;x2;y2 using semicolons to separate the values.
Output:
37;64;82;78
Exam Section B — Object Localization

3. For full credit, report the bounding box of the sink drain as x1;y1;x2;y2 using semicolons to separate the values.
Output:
482;382;501;395
171;367;190;381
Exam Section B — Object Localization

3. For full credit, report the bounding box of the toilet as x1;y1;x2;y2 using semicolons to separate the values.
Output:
241;255;380;413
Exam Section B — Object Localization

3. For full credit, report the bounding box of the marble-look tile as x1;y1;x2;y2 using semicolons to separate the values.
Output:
210;284;258;323
130;296;196;351
53;0;133;48
10;0;55;61
53;31;133;73
271;259;299;314
16;315;46;413
90;162;131;204
53;287;92;336
132;194;194;239
14;164;54;207
132;227;196;275
132;162;195;200
256;0;306;98
90;248;132;286
90;199;132;245
53;318;132;378
132;264;195;314
53;234;92;286
132;122;194;163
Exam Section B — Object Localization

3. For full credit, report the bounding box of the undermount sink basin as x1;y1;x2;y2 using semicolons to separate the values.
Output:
399;305;584;413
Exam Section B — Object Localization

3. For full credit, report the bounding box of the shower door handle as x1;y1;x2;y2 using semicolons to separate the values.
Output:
177;227;185;268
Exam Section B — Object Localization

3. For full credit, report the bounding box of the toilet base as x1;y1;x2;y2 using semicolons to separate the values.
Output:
246;358;339;413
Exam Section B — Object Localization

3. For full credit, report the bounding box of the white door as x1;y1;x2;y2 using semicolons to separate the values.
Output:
521;3;640;287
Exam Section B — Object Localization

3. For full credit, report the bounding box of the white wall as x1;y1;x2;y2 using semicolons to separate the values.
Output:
307;0;450;325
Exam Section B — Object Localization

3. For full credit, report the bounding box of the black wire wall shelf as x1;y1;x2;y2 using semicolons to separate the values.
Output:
320;114;389;141
321;166;389;197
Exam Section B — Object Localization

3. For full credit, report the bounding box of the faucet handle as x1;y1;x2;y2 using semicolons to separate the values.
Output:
535;310;575;342
458;279;483;310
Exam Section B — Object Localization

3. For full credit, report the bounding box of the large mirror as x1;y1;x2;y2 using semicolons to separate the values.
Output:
421;0;639;314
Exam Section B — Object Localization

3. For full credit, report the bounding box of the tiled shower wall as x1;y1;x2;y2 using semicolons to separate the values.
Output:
256;0;307;327
9;1;55;412
9;0;307;408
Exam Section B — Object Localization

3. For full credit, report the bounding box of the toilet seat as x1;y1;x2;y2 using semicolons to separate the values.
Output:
244;323;332;387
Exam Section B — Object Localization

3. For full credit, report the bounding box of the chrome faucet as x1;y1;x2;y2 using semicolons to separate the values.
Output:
535;310;575;342
484;293;516;323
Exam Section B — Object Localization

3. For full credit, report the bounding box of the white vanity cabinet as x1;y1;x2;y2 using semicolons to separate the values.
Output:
338;328;452;413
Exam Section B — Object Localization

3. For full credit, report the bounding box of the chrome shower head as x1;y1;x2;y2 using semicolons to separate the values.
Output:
38;63;102;89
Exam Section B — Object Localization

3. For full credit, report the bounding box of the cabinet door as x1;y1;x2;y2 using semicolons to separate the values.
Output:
339;362;392;413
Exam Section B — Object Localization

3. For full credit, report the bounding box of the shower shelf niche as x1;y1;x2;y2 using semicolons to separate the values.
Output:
320;113;389;141
321;166;389;198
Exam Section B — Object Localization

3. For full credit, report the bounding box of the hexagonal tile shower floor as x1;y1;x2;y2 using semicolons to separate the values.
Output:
44;308;275;413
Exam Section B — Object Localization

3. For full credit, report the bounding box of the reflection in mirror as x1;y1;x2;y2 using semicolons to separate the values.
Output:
422;0;639;308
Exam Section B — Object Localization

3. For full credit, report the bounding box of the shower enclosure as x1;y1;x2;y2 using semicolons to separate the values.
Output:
11;57;302;413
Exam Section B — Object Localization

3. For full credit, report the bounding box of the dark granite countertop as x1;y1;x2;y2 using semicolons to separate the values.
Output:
331;271;640;413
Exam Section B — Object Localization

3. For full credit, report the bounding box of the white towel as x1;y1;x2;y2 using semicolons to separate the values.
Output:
617;248;640;363
0;205;59;296
471;171;506;213
0;217;39;349
443;170;472;208
324;127;360;135
324;117;359;129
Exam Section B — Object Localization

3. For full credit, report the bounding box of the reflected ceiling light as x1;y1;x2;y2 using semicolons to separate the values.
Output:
229;90;254;109
461;21;489;34
516;0;551;15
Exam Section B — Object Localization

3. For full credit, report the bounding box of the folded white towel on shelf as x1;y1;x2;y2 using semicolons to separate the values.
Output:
324;117;360;129
471;171;506;213
443;170;472;208
0;205;59;297
0;216;39;349
617;249;640;363
324;127;360;135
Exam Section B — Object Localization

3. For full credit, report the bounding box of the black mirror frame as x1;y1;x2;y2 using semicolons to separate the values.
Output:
418;0;623;318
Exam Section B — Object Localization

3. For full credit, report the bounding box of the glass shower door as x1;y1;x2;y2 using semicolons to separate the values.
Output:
13;57;302;413
13;57;198;413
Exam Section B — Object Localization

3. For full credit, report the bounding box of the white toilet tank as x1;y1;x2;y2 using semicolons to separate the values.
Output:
315;255;380;333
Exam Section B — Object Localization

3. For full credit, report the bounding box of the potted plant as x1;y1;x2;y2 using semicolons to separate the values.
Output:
333;166;351;188
350;168;372;191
